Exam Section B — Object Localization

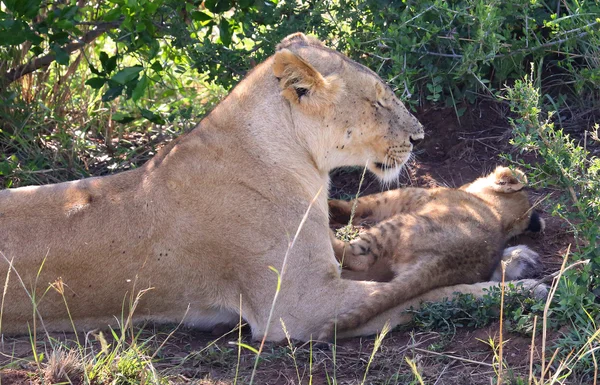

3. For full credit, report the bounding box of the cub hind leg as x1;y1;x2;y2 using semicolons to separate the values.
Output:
491;245;543;281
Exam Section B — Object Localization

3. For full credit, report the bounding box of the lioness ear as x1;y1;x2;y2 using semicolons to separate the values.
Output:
272;49;342;112
489;166;527;193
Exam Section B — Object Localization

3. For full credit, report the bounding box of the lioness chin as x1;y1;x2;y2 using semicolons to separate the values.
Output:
0;33;538;342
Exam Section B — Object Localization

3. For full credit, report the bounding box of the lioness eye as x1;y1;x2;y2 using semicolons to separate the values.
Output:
376;101;385;108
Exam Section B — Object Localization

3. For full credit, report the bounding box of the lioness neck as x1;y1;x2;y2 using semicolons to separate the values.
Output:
184;57;332;213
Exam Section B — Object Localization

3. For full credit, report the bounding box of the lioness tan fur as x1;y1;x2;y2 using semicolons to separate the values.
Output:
322;167;545;338
0;33;538;341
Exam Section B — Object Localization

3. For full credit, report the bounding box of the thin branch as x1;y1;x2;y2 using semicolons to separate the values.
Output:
412;25;594;61
2;22;120;86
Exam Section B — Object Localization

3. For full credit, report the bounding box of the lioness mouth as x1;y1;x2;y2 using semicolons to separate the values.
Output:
374;162;386;170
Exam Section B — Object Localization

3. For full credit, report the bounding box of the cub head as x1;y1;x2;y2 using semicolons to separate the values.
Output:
272;33;424;183
462;166;545;239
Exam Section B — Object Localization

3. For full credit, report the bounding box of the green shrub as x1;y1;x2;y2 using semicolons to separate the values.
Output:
503;70;599;379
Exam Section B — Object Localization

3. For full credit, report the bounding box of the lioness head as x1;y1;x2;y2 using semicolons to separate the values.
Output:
272;33;424;182
462;166;545;239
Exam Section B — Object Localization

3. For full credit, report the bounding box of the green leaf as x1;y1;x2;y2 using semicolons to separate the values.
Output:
99;52;118;74
140;108;165;125
238;0;254;9
150;61;163;72
89;63;103;76
102;55;117;74
229;342;259;354
102;86;124;102
49;31;69;45
52;45;69;65
0;20;29;46
112;112;136;124
3;0;43;19
219;18;232;46
102;7;122;22
205;0;231;13
131;74;149;102
85;77;107;89
191;11;213;22
111;66;143;85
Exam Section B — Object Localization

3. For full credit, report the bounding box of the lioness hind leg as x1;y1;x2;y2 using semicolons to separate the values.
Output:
491;245;543;281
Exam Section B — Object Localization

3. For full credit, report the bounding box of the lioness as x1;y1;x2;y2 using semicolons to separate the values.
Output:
322;167;545;338
0;33;538;341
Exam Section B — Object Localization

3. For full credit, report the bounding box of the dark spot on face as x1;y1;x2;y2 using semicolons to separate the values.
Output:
295;87;308;98
341;145;345;149
122;251;125;254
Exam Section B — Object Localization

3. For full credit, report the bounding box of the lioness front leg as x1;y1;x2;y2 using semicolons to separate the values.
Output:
242;231;412;342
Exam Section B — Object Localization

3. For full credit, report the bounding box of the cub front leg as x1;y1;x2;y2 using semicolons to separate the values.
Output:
332;216;403;271
329;188;431;225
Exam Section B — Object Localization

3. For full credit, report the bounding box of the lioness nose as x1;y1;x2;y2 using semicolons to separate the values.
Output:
409;136;422;146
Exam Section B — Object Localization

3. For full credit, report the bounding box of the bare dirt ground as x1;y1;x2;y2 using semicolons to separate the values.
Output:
0;103;574;384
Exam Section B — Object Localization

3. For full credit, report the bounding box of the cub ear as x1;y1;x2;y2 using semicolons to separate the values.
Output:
489;166;527;193
272;49;343;112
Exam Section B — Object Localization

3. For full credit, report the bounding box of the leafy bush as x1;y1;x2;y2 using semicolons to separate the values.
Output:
1;0;599;187
504;70;599;379
406;283;543;336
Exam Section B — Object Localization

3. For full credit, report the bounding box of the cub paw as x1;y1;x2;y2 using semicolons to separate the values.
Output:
492;245;543;281
512;278;549;301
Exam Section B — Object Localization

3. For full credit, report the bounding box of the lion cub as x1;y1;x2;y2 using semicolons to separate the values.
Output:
330;166;544;284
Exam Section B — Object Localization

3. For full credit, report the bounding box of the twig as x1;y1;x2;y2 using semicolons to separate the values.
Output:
17;168;67;174
412;347;494;367
535;259;589;286
3;22;120;86
528;315;538;385
540;245;571;382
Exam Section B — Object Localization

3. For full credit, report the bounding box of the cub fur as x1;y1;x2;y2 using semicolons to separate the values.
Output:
324;166;544;338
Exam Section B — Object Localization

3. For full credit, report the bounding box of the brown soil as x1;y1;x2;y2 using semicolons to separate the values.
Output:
0;103;575;384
